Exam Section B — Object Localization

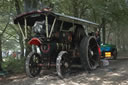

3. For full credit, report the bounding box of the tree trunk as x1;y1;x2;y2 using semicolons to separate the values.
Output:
72;0;79;17
14;0;21;14
0;36;3;71
106;29;111;44
24;0;38;12
19;33;24;57
0;21;9;71
102;18;106;44
15;0;25;58
93;8;97;23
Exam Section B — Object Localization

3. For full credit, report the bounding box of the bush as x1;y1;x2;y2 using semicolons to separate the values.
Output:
2;56;25;74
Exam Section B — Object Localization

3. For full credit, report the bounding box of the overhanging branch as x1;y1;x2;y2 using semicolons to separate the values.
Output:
0;21;9;36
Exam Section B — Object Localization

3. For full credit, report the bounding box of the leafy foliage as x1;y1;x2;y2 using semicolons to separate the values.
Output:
2;56;25;73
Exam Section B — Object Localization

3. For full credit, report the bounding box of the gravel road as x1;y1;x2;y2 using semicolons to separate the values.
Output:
1;55;128;85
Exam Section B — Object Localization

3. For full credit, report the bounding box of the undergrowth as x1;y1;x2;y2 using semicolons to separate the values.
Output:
2;56;25;74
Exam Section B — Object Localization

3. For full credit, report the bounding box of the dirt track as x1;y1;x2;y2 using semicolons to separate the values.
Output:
1;54;128;85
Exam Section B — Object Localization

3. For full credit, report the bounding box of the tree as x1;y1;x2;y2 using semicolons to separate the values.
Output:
0;0;12;71
14;0;25;57
0;22;9;71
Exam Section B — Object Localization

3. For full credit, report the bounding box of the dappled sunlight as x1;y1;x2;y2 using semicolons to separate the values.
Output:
102;81;114;85
50;84;66;85
120;70;126;74
120;81;128;85
68;81;80;85
1;57;128;85
12;79;20;82
9;76;21;80
50;84;59;85
106;72;121;77
87;76;101;81
8;74;26;80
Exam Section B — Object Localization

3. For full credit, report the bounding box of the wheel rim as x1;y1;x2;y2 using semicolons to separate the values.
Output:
28;53;41;77
56;51;70;78
60;55;69;76
88;39;99;69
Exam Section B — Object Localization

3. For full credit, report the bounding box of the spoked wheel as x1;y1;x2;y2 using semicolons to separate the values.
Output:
80;36;99;71
25;52;42;77
56;51;70;78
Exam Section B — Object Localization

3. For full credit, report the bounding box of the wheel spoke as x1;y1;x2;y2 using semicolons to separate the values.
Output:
90;44;96;49
88;41;98;68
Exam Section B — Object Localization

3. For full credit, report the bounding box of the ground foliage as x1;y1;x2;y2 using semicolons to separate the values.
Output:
2;56;25;73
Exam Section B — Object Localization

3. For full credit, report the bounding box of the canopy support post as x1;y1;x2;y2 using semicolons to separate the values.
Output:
49;18;56;38
24;18;27;39
45;15;49;38
18;23;25;40
60;21;64;31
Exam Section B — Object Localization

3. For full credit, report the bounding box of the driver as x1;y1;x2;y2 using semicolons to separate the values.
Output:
32;21;51;37
32;21;46;36
95;31;101;46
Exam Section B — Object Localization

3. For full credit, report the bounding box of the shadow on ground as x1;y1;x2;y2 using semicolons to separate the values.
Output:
1;55;128;85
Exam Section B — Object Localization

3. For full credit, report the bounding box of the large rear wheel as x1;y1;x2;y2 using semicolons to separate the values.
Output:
80;36;99;71
25;52;42;77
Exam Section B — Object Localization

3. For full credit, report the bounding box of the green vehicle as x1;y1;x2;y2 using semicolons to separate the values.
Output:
100;44;117;59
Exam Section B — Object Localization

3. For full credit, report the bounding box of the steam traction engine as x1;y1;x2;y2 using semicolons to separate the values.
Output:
14;10;100;78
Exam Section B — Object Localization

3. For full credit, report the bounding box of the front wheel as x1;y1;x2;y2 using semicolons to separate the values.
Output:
56;51;71;78
25;52;42;77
